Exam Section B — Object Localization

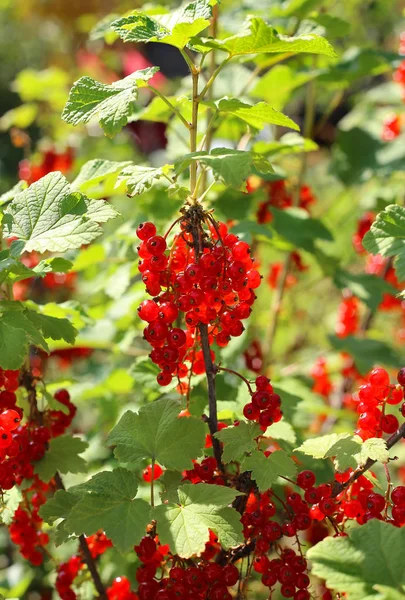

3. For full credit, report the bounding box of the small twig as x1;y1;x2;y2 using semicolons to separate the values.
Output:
147;84;191;130
332;422;405;497
216;366;254;394
54;473;107;600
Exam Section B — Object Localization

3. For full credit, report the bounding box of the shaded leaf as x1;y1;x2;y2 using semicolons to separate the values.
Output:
153;483;243;558
243;450;297;492
308;520;405;600
107;397;206;470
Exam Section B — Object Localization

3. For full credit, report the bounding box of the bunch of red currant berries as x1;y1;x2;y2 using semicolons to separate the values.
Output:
136;217;261;390
134;534;239;600
243;375;283;431
355;367;403;440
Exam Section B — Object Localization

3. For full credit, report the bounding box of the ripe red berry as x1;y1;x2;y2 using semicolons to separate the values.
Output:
142;464;163;482
0;409;21;431
138;300;159;322
391;486;405;505
397;367;405;387
136;222;156;241
296;470;316;490
222;563;239;586
381;414;399;434
369;367;390;388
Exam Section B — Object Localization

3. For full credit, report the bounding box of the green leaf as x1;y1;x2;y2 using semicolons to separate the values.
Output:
194;17;336;58
3;172;118;253
0;487;23;525
0;181;27;206
358;438;389;465
111;1;213;49
0;301;78;370
65;468;150;553
253;133;318;157
35;435;88;482
333;270;397;312
296;434;389;471
160;470;184;504
251;65;315;110
216;99;299;131
0;321;30;370
307;520;405;600
72;159;131;198
266;420;297;445
25;312;77;345
107;397;206;470
271;207;333;252
295;433;357;460
215;422;261;463
230;220;273;244
363;205;405;282
175;148;274;190
329;335;402;375
62;69;159;136
39;490;79;524
243;450;297;492
153;483;243;558
119;164;173;196
271;0;321;18
309;13;350;38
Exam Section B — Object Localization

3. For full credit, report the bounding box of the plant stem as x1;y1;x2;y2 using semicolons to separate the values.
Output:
54;472;107;600
147;84;191;130
332;422;405;497
188;218;223;471
189;69;200;199
150;459;155;508
197;58;229;101
200;5;218;189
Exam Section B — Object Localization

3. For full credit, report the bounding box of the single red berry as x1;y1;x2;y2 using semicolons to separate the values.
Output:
296;470;316;490
397;367;405;387
369;367;390;388
142;464;163;483
391;486;405;505
381;414;399;434
136;222;156;241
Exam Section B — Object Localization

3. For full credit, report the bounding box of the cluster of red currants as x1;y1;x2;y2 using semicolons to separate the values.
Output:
266;251;307;291
243;375;283;432
243;339;264;374
134;535;239;600
254;547;310;600
183;456;224;485
19;147;74;185
352;211;374;254
0;386;76;491
136;218;261;389
310;357;333;398
56;532;112;600
335;295;359;338
251;180;315;225
10;479;51;566
107;576;138;600
355;367;403;440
